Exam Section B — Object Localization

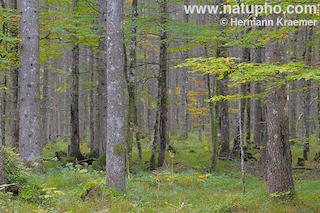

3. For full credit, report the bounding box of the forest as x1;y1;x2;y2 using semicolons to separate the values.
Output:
0;0;320;212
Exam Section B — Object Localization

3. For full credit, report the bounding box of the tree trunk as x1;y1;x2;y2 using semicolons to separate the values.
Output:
245;83;251;148
0;1;7;147
9;0;19;149
125;0;142;161
41;62;50;146
0;91;6;184
242;40;251;149
207;74;218;172
219;79;230;156
97;0;107;156
252;32;267;167
105;0;126;193
1;72;7;146
179;0;189;140
265;14;294;198
150;100;160;170
19;0;42;168
217;0;229;156
69;0;83;160
302;26;313;160
89;50;95;151
157;0;168;168
239;90;245;195
79;48;87;141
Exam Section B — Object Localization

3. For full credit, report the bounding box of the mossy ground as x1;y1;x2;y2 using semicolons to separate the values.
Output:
1;133;319;212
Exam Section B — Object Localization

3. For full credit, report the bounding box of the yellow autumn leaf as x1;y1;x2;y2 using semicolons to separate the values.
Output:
47;187;56;191
197;179;205;183
53;190;65;195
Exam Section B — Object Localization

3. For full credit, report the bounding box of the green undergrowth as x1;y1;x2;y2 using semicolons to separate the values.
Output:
0;134;319;212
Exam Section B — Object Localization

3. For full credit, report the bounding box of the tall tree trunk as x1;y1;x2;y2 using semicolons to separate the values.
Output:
203;45;219;172
79;48;87;141
252;27;267;167
105;0;126;193
179;0;189;140
157;0;168;168
125;0;142;161
288;82;297;140
147;53;155;142
207;74;218;172
219;79;230;156
217;0;229;156
89;50;95;151
288;30;298;141
69;0;83;160
265;14;294;198
242;40;251;149
19;0;42;168
245;84;251;148
40;0;50;146
0;90;6;184
97;0;107;156
0;1;7;147
9;0;19;149
239;90;245;195
150;99;160;170
1;72;7;146
93;51;100;151
41;62;50;146
302;26;313;160
64;52;71;137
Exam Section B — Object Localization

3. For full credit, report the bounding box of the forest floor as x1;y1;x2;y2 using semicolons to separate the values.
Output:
1;134;320;212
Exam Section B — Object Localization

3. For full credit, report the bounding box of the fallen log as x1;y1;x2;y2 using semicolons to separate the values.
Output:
77;158;97;165
61;158;97;167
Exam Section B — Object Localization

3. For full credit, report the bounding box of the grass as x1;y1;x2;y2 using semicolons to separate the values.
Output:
1;133;319;212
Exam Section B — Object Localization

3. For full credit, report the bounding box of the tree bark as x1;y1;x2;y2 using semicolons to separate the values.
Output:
239;90;245;195
242;39;251;149
19;0;42;168
157;0;168;168
69;0;83;160
41;62;50;146
252;27;267;167
105;0;126;192
265;14;294;198
245;83;251;148
207;74;218;172
97;0;107;156
1;72;7;146
0;91;6;184
150;98;160;170
9;0;19;149
89;50;95;151
217;0;229;156
125;0;142;161
179;0;189;140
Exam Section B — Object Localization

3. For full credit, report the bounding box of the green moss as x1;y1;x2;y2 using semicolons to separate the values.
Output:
106;187;124;197
113;144;124;155
98;155;106;166
92;161;100;171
